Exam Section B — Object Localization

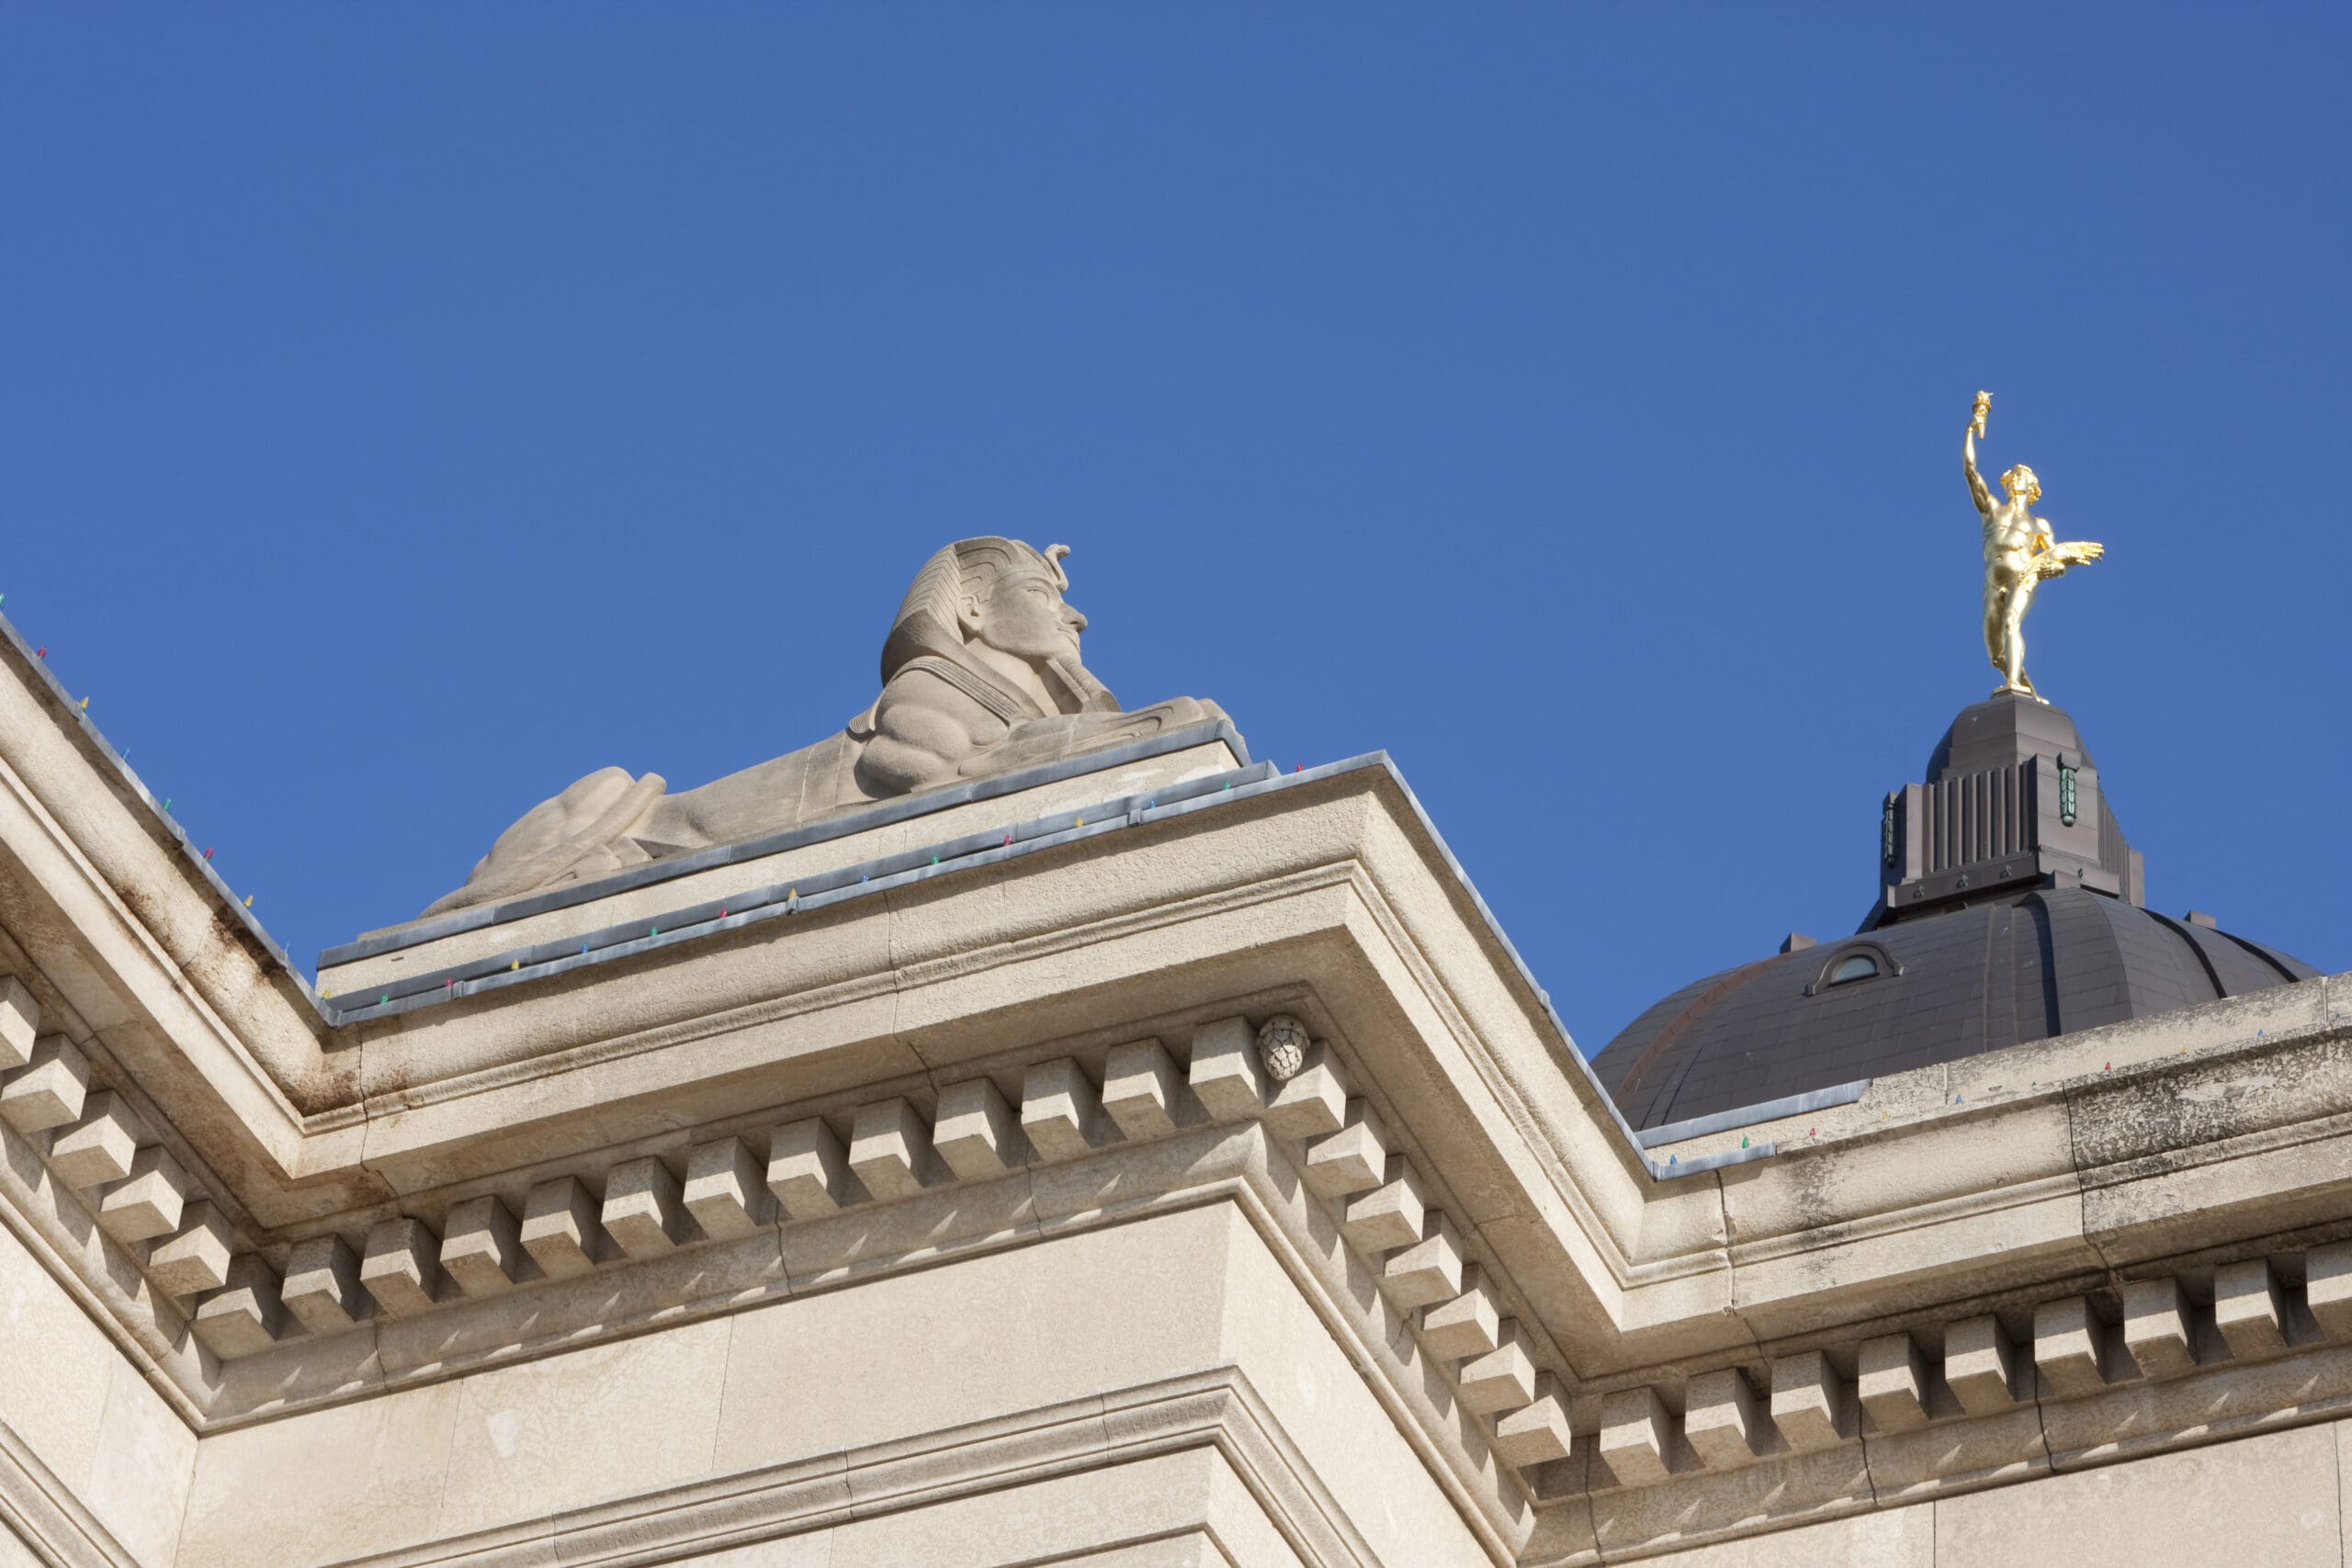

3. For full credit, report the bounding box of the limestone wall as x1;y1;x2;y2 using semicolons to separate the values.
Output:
0;1217;196;1568
1641;1421;2347;1566
173;1202;1486;1568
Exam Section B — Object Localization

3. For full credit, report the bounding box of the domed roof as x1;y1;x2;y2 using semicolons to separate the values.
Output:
1591;694;2320;1132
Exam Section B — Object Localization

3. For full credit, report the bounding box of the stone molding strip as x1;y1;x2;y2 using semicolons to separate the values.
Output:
326;1369;1376;1568
0;1416;140;1568
321;717;1258;966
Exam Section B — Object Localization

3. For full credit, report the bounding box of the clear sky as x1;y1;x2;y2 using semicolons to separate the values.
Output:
3;6;2345;1055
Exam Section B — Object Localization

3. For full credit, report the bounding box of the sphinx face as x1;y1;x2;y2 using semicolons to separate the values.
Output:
972;568;1088;665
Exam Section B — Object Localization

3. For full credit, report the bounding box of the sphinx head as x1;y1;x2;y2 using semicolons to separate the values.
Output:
882;537;1093;685
2000;464;2042;504
955;541;1087;664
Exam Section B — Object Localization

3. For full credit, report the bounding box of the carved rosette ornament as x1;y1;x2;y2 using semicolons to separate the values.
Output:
1256;1014;1310;1081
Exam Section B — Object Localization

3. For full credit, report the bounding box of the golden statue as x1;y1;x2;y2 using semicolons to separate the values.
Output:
1963;390;2104;700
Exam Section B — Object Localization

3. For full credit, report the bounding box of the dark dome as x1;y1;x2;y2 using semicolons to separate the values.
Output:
1592;693;2321;1132
1593;889;2315;1132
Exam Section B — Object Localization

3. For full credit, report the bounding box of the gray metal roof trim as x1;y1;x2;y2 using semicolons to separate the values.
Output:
322;757;1280;1018
1635;1079;1873;1149
322;716;1254;966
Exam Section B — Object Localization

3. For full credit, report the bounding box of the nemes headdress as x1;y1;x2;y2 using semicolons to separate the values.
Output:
879;537;1074;685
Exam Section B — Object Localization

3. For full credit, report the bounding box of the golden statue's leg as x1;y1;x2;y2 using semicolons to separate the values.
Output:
2000;577;2041;696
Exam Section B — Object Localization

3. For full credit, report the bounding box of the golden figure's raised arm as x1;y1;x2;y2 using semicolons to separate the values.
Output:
1962;390;1996;517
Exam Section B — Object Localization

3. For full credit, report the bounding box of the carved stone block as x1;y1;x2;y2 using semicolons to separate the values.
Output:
1600;1384;1674;1484
2033;1295;2110;1397
441;1195;527;1294
359;1217;445;1314
49;1091;145;1191
1185;1016;1267;1123
848;1100;939;1201
603;1156;693;1257
2306;1243;2352;1340
932;1077;1026;1179
1457;1320;1538;1415
1021;1058;1116;1161
1769;1350;1854;1450
148;1202;234;1298
193;1256;285;1359
1683;1367;1763;1466
767;1120;863;1218
1340;1157;1426;1255
0;975;38;1071
1944;1314;2020;1415
2214;1258;2288;1358
684;1136;775;1237
1302;1100;1391;1198
1857;1333;1929;1431
282;1234;370;1332
1420;1266;1503;1363
1383;1213;1464;1310
1101;1038;1192;1140
1261;1046;1346;1142
2121;1277;2196;1379
0;1035;89;1134
520;1176;606;1278
96;1145;191;1244
1493;1373;1573;1469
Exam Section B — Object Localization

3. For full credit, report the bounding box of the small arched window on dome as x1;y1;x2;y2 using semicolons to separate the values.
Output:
1805;941;1901;996
1828;953;1880;985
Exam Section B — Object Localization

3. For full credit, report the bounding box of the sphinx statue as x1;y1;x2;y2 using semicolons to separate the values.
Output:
422;538;1228;917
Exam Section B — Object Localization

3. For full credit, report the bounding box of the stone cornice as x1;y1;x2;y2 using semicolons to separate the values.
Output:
1523;1229;2352;1562
10;619;2352;1559
26;1009;2352;1563
6;698;2350;1334
169;1090;1551;1559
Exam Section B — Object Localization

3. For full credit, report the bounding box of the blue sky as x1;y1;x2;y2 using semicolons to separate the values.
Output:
3;6;2345;1054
